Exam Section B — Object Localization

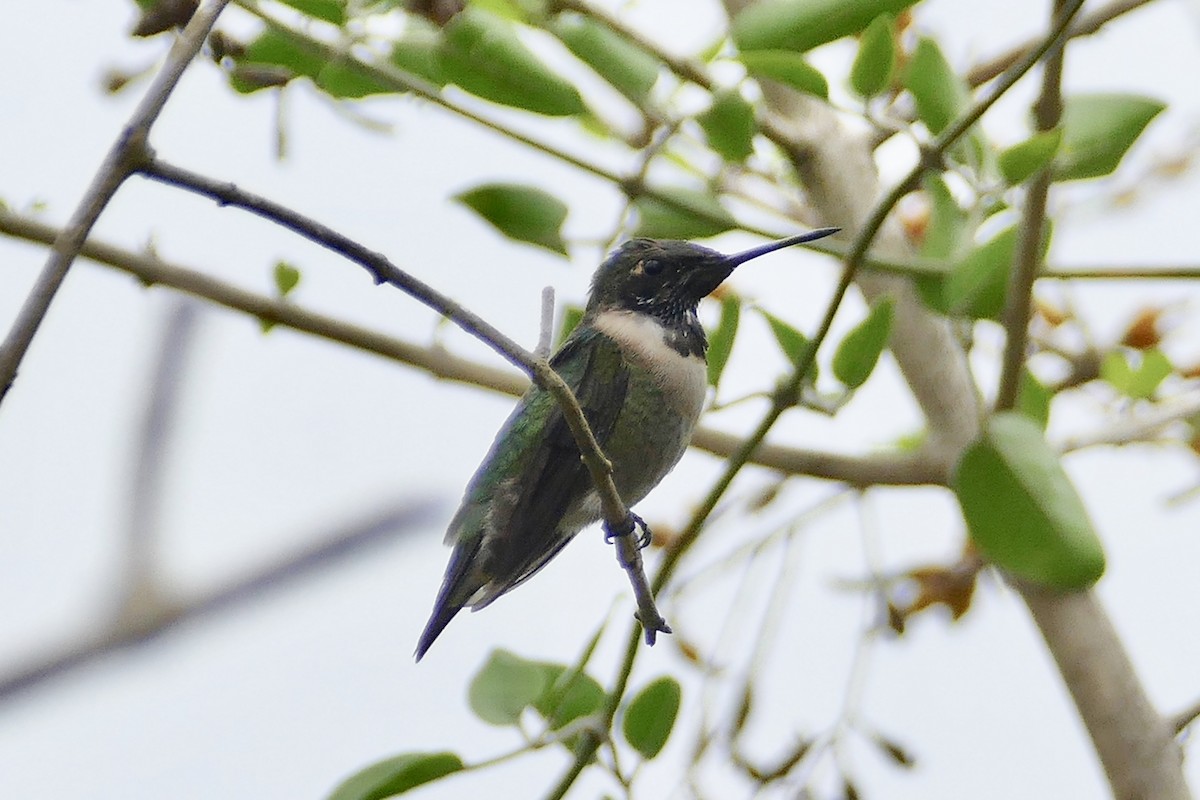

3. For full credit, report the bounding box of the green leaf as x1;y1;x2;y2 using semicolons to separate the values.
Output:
832;296;894;389
849;14;895;98
1101;348;1173;400
942;224;1018;319
731;0;919;54
904;37;967;136
953;413;1105;590
234;28;325;92
391;22;448;85
557;304;585;346
440;9;587;117
1015;368;1052;429
999;128;1063;184
274;261;301;297
551;13;660;103
914;175;967;310
454;183;569;256
943;220;1053;320
622;676;681;760
759;308;815;378
738;51;829;99
706;293;740;389
697;90;757;163
316;60;395;98
1054;93;1166;181
327;752;463;800
468;649;551;725
280;0;346;25
532;664;607;731
920;175;966;259
632;189;736;240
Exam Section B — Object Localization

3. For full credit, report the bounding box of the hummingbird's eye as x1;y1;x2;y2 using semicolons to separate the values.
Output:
640;258;663;276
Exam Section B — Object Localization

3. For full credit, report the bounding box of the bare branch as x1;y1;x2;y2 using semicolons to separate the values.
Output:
1171;698;1200;735
547;5;1092;796
1057;390;1200;452
968;0;1158;87
0;500;438;702
1021;587;1190;799
0;0;230;404
0;207;527;395
120;299;202;611
135;157;670;643
536;286;555;359
0;208;948;488
996;0;1067;411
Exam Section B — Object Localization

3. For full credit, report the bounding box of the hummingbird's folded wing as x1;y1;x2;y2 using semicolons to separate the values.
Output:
473;327;630;598
432;327;630;617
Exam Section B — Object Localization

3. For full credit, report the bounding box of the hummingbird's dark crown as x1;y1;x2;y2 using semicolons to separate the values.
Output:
587;238;731;358
588;239;732;314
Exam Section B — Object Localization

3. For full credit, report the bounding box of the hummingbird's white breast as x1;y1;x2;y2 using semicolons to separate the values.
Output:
591;309;708;420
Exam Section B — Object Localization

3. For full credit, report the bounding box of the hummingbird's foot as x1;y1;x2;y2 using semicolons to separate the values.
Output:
604;512;652;549
630;513;652;549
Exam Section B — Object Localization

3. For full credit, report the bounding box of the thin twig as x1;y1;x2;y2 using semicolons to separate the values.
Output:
135;157;670;642
995;0;1067;411
1057;389;1200;452
0;0;230;404
967;0;1157;86
658;0;1087;588
995;3;1191;798
0;207;528;394
230;0;850;267
0;208;949;487
0;500;438;702
546;4;1092;796
117;300;202;635
536;287;556;359
1171;698;1200;735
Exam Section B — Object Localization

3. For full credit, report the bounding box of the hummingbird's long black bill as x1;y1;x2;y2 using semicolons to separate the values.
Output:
724;227;840;266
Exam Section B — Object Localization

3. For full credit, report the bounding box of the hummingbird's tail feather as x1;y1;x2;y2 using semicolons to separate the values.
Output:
414;598;463;661
414;542;482;661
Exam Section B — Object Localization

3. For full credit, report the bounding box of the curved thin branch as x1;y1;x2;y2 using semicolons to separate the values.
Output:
996;0;1067;411
967;0;1158;87
546;5;1093;797
0;500;439;702
0;0;231;404
1057;389;1200;452
135;158;669;640
0;208;949;487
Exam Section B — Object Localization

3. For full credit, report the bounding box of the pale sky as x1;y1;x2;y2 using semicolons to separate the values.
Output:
2;1;1200;798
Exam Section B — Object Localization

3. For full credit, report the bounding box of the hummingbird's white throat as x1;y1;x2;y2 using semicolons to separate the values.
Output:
591;309;707;421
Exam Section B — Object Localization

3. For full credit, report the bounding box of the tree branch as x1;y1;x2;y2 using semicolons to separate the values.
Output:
1022;587;1189;799
996;0;1066;411
1057;389;1200;452
0;500;438;702
991;4;1190;796
135;157;670;642
0;0;230;404
0;207;949;487
546;5;1091;795
967;0;1158;87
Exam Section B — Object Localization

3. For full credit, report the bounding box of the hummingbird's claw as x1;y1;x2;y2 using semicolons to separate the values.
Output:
603;512;653;548
630;513;652;549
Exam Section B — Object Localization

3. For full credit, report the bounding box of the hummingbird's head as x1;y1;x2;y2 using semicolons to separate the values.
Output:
586;229;839;324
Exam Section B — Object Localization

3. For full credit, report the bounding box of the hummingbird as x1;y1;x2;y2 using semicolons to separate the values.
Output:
415;227;839;660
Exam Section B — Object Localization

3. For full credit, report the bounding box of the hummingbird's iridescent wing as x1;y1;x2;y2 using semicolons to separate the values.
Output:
415;326;629;657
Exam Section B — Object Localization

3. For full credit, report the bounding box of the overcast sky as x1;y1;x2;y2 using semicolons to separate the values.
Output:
2;1;1200;798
